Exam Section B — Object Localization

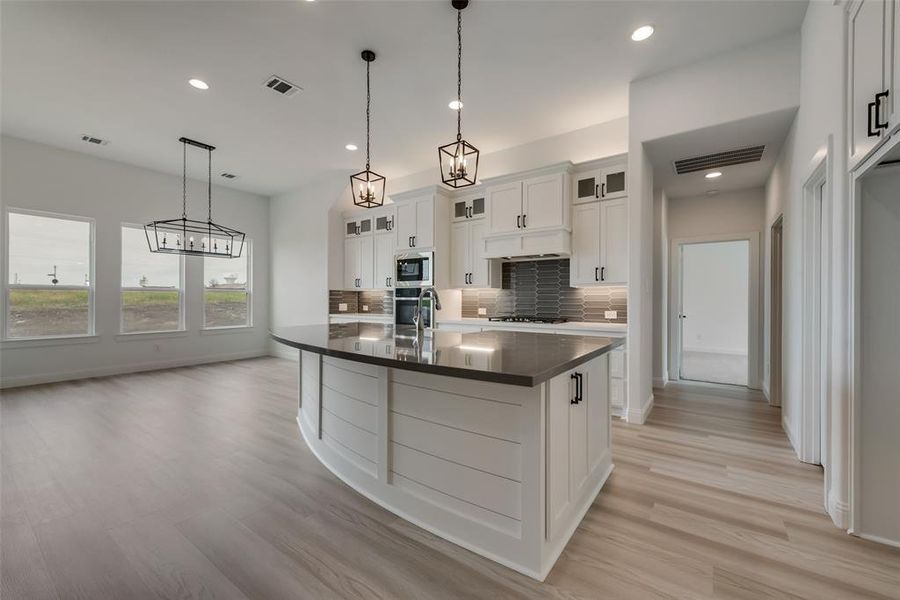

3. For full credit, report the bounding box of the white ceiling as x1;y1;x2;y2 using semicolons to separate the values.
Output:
644;108;798;199
1;1;808;197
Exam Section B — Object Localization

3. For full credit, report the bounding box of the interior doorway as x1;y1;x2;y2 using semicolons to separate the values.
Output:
677;240;751;386
770;215;784;407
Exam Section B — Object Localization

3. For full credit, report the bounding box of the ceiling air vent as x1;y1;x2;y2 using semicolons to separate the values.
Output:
220;172;238;179
264;75;301;97
673;145;765;175
81;134;109;146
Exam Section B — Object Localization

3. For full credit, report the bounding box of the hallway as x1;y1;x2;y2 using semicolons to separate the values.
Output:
1;359;898;599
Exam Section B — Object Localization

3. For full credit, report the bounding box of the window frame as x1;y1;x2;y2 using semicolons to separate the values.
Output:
2;207;96;341
202;239;252;330
119;223;186;335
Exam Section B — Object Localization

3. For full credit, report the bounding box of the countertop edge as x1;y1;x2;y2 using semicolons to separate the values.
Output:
270;331;624;387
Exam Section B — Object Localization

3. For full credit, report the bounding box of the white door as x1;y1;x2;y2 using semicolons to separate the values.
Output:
523;173;565;231
469;220;489;287
358;235;374;289
599;166;627;200
599;199;628;284
450;221;469;288
678;240;750;386
344;237;359;289
849;0;888;163
487;181;523;235
374;232;395;289
414;197;434;248
570;202;600;286
395;201;417;250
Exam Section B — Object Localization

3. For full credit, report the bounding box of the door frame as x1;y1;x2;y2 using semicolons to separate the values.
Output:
799;155;831;466
668;232;761;389
769;214;784;407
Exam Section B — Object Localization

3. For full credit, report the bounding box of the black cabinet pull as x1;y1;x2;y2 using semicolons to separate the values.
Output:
571;373;579;404
522;214;527;228
408;236;413;247
876;90;891;130
412;235;416;247
868;99;881;137
601;182;606;197
577;372;583;403
595;184;599;198
516;215;521;229
595;267;599;281
601;266;606;281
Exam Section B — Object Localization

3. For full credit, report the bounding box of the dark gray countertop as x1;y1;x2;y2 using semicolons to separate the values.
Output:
270;323;624;387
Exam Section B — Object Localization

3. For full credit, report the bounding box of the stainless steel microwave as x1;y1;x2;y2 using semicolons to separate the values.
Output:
394;251;433;288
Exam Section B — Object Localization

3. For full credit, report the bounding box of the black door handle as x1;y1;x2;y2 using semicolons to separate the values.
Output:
601;266;606;281
412;235;416;247
601;182;606;197
868;99;881;137
576;372;583;403
595;267;599;281
876;90;891;130
522;214;527;228
571;373;579;404
516;215;521;229
595;184;599;198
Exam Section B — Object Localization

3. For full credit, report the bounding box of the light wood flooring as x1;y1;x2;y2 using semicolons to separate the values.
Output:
2;357;898;599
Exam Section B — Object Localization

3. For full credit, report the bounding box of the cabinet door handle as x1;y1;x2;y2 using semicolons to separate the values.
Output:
868;99;881;137
601;266;606;281
571;373;579;404
595;184;599;198
595;267;599;282
601;182;606;197
522;214;527;228
876;89;891;130
516;215;521;229
576;372;583;403
412;235;416;247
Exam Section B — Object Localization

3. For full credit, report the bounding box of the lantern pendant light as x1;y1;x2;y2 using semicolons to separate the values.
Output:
350;50;386;208
438;0;479;188
144;137;245;258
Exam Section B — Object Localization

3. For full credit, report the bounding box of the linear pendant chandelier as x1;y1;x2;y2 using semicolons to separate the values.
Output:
438;0;479;188
351;50;386;208
145;137;245;258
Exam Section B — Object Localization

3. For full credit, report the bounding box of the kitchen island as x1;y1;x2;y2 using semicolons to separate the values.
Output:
271;322;623;580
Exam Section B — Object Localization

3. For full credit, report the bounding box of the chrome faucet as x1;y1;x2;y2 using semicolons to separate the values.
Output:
413;287;442;334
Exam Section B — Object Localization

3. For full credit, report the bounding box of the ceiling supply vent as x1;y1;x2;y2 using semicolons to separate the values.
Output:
81;134;109;146
673;145;766;175
220;172;238;179
264;75;301;97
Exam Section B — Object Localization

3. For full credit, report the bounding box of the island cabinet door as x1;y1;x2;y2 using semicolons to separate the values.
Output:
547;370;575;540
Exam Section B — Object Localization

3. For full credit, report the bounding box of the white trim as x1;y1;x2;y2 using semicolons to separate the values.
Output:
827;489;850;529
120;223;186;334
0;349;269;389
681;345;748;356
202;239;252;329
626;392;654;424
199;325;256;335
652;376;668;389
115;330;189;342
856;532;900;549
669;232;762;390
782;413;797;454
1;334;100;349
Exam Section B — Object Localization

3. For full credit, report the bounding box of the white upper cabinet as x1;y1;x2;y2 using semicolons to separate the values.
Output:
569;197;627;287
374;230;395;289
486;181;523;235
600;199;628;285
344;235;374;290
522;172;566;231
848;0;897;165
395;194;435;249
573;162;627;204
344;215;373;237
570;202;601;286
450;219;500;288
343;207;393;290
452;194;486;222
599;165;627;200
450;222;469;288
573;168;604;204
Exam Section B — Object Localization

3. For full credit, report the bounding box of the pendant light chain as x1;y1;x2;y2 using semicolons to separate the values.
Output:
182;140;187;219
366;58;371;170
456;8;462;141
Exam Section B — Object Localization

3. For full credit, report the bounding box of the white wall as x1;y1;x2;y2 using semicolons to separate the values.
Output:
0;135;270;387
668;188;766;239
652;188;668;385
681;241;750;355
630;33;799;421
763;1;849;526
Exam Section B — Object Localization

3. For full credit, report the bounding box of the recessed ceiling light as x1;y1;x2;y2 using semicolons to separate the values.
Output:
631;25;654;42
345;143;358;151
189;78;209;90
705;171;722;179
449;99;464;110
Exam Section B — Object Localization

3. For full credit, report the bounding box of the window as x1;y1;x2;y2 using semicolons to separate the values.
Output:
204;243;250;328
5;210;94;339
121;226;183;333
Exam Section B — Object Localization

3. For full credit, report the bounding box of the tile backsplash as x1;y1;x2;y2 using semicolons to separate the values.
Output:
461;258;627;323
329;289;394;315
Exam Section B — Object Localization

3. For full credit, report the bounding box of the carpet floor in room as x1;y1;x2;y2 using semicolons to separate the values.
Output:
2;357;898;599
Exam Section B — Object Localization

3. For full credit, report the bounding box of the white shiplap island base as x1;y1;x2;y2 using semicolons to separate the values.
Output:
275;323;619;580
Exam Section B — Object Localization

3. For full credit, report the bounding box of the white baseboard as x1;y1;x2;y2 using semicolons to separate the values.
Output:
0;349;269;388
682;346;748;356
652;376;668;389
856;532;900;549
781;413;802;460
626;392;654;424
827;490;850;529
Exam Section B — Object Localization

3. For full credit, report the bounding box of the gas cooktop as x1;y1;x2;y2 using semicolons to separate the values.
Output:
488;316;569;324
